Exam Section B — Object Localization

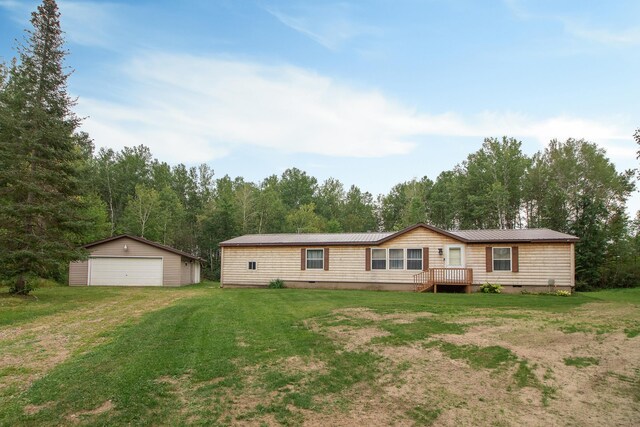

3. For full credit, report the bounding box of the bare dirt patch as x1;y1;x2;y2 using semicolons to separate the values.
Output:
282;356;328;374
332;307;434;322
300;303;640;426
322;326;390;351
65;400;113;423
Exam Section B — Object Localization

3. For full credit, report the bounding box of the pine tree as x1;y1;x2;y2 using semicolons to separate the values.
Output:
0;0;89;294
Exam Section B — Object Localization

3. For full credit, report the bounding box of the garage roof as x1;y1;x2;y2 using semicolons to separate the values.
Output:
83;235;202;261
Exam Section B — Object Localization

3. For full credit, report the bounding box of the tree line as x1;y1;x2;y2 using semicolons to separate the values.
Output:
1;1;638;293
82;136;639;290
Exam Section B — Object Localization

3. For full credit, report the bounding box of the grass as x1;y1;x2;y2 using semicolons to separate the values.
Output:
564;357;600;368
434;342;518;370
0;284;638;425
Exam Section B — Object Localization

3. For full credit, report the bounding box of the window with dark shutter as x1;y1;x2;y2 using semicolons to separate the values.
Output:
423;247;429;271
301;248;306;270
371;248;386;269
512;246;519;272
306;249;324;269
407;249;422;270
492;247;512;271
365;248;371;271
485;247;493;272
324;247;329;271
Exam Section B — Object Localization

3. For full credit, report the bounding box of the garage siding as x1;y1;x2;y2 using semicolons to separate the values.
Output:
69;260;88;285
70;237;183;286
180;259;193;285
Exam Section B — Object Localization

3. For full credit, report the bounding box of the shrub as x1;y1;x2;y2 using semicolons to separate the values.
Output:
555;290;571;297
268;278;285;289
479;283;502;294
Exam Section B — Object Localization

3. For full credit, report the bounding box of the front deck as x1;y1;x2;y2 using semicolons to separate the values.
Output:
413;268;474;293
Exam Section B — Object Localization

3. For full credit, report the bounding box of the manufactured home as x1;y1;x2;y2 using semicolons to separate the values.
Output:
69;235;201;287
219;224;578;293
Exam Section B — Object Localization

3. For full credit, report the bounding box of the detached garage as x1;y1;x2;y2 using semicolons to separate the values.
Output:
69;235;201;287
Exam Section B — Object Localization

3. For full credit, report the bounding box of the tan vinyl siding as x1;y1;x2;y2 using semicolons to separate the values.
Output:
69;260;88;286
180;258;201;285
222;228;464;286
81;237;182;286
467;243;573;288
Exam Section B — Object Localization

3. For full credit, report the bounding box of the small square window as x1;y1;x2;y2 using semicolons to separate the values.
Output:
306;249;324;269
248;261;257;270
493;247;511;271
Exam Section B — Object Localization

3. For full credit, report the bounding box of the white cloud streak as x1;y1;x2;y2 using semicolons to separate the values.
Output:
77;53;636;166
503;0;640;47
264;3;375;50
563;21;640;46
58;1;123;48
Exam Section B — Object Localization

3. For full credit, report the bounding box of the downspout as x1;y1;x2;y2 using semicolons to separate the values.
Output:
220;246;224;288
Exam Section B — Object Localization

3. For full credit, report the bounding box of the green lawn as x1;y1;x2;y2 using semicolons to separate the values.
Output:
1;285;639;426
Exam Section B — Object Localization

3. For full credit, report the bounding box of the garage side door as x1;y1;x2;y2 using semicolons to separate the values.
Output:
89;257;163;286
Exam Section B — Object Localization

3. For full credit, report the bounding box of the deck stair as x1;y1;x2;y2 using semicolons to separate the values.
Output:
413;268;473;293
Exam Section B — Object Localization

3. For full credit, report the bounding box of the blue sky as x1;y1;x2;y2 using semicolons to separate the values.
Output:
1;0;639;212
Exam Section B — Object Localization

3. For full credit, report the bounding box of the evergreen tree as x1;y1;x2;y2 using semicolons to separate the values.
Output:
0;0;89;294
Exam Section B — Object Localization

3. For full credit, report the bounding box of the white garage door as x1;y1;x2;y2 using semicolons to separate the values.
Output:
89;257;163;286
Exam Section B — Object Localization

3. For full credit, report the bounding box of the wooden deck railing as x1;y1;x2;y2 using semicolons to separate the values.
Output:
413;268;474;293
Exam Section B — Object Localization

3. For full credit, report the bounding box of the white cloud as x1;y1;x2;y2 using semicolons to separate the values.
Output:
58;1;124;48
563;21;640;46
77;53;636;166
503;0;640;47
264;3;375;50
78;53;422;162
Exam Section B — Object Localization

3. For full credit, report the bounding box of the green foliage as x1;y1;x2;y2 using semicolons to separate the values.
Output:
458;137;531;229
527;139;635;290
285;203;325;233
0;0;93;294
555;290;571;297
564;357;599;368
268;279;285;289
480;283;503;294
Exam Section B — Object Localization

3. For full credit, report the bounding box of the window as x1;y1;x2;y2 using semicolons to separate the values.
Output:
447;246;463;267
306;249;324;269
407;249;423;270
493;247;511;271
389;249;404;270
371;249;386;269
248;261;256;270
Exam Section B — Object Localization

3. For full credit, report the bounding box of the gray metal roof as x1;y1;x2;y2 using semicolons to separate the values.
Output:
220;224;578;247
221;232;394;246
449;228;579;243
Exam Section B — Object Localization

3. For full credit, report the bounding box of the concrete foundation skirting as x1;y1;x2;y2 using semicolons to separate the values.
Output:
222;282;574;294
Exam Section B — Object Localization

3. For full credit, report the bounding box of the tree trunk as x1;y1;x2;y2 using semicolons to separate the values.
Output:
14;275;26;295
